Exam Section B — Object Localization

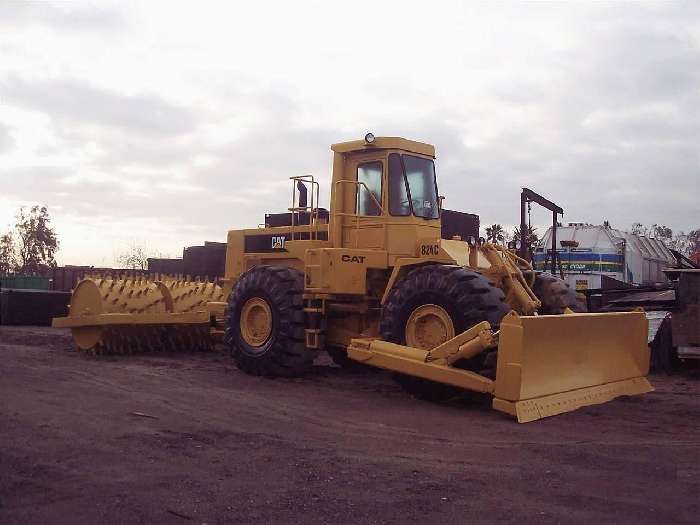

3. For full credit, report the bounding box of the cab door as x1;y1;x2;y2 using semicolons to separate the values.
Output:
340;154;387;250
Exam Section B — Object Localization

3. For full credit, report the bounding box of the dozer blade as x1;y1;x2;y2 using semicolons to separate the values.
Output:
347;311;652;423
492;311;652;423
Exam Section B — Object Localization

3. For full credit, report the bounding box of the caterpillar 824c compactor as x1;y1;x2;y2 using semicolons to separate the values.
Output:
54;135;652;422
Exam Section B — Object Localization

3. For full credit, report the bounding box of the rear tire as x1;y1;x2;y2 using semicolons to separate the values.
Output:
225;265;314;377
380;265;510;401
533;272;585;314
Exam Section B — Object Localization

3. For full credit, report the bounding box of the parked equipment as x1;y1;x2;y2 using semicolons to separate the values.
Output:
0;288;71;326
54;135;652;422
666;269;700;363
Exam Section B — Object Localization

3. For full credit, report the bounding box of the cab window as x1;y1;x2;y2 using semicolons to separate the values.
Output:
387;154;439;219
388;153;410;216
356;161;382;216
402;155;439;219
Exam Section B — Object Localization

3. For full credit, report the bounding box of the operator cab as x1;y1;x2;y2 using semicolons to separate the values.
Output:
349;134;440;221
329;135;442;256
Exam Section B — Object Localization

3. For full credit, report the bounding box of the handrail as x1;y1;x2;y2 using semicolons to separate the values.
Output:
289;175;321;241
333;180;384;215
333;180;384;248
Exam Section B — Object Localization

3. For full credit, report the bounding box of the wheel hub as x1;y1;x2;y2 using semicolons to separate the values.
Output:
405;304;455;350
240;297;273;347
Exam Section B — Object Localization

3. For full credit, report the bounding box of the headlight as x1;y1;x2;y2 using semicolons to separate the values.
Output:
364;132;375;144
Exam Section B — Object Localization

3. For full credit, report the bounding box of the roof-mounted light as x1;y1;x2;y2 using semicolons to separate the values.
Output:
364;132;376;144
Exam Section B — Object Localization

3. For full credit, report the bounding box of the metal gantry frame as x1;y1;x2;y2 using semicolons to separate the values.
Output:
519;188;564;275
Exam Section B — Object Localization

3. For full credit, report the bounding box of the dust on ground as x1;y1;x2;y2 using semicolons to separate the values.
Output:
1;326;698;524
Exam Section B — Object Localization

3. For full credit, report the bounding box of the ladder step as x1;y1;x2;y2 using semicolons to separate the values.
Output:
304;328;323;349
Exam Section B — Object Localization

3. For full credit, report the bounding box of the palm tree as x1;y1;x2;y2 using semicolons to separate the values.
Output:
485;224;505;245
513;225;539;258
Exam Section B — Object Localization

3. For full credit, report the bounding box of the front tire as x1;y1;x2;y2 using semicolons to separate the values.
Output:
225;265;314;377
380;265;510;401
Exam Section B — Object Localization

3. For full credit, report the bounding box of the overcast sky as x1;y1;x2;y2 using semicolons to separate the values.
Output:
1;1;698;266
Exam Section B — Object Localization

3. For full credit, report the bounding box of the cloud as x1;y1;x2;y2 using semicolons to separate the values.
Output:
0;124;14;153
0;82;331;230
568;29;700;116
0;2;698;265
0;166;130;217
2;77;197;138
0;2;127;32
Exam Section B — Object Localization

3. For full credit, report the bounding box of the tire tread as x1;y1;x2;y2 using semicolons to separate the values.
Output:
224;265;314;377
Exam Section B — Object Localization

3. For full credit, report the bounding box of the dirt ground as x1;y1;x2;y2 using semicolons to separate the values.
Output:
0;326;698;524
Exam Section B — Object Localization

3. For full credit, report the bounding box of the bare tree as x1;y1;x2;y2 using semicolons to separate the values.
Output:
688;229;700;254
14;206;59;275
630;222;699;256
667;229;700;256
116;243;150;270
669;232;691;255
651;224;673;244
631;222;648;236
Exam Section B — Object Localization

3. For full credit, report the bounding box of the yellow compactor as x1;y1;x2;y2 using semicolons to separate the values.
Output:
54;135;652;422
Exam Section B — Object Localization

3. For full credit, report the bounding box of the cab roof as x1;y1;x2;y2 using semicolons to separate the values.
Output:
331;136;435;158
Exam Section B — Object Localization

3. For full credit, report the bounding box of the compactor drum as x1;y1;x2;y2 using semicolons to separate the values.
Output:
54;276;224;354
55;135;653;422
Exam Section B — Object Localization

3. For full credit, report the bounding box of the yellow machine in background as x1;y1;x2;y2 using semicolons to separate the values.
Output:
54;134;652;422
